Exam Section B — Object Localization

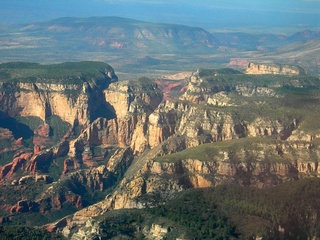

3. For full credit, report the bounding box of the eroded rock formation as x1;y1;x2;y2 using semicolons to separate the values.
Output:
246;62;305;75
1;62;320;239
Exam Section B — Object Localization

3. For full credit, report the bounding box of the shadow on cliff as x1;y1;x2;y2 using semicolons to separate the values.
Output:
89;90;116;121
0;111;33;143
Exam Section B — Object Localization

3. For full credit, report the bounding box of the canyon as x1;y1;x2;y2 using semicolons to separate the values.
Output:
0;61;320;238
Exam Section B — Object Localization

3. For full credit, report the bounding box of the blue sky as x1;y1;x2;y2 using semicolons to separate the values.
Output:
1;0;319;32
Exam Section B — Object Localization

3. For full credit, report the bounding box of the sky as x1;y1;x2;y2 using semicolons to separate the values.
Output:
1;0;319;32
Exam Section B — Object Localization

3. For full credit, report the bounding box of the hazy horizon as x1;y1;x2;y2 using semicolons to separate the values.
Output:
1;0;319;33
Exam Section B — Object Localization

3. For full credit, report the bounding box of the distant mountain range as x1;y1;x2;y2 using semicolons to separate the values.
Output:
5;16;219;53
0;16;319;75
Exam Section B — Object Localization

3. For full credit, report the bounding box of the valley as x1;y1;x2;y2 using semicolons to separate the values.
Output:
0;17;319;79
0;14;319;239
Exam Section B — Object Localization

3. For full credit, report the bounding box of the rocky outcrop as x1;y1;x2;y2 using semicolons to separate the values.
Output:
69;166;111;191
179;74;225;104
10;200;37;213
10;174;50;185
104;79;162;119
104;79;163;153
246;62;305;75
1;63;320;238
6;147;135;221
67;66;306;168
68;79;163;158
106;148;134;174
53;131;320;238
144;223;170;240
39;65;320;238
0;145;65;180
0;64;309;181
180;68;284;105
0;152;33;179
107;135;320;209
247;118;297;140
26;150;54;174
0;63;118;126
0;89;84;125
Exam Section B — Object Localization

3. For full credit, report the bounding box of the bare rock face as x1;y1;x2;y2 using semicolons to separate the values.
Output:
68;79;163;159
6;148;134;219
0;63;118;126
106;148;134;173
69;166;110;191
104;80;163;119
105;79;163;153
33;123;50;140
66;66;304;170
1;62;320;238
247;118;297;140
0;152;32;179
106;136;319;211
0;85;88;125
51;131;320;238
246;62;305;75
25;150;54;174
62;158;80;175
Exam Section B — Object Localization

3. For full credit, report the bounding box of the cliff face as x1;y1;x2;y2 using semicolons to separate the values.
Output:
246;62;305;75
43;65;320;238
0;83;89;125
0;62;117;126
1;62;320;238
67;79;164;161
53;131;320;238
69;74;295;163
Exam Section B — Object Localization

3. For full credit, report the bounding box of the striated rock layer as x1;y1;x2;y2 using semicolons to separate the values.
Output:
246;62;305;75
0;62;320;239
42;65;320;238
0;62;118;126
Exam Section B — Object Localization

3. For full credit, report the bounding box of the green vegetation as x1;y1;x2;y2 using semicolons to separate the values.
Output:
0;116;43;148
198;68;242;77
48;156;66;181
0;150;16;166
95;209;193;239
7;183;47;205
0;226;65;240
126;77;162;95
95;178;320;239
15;116;44;132
197;71;320;89
154;137;273;163
0;61;113;84
148;190;238;239
46;115;71;144
184;68;320;133
97;210;144;239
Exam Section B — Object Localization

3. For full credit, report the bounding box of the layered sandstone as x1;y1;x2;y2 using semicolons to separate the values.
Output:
54;130;320;239
0;63;117;126
68;79;163;159
1;63;319;238
246;62;305;75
